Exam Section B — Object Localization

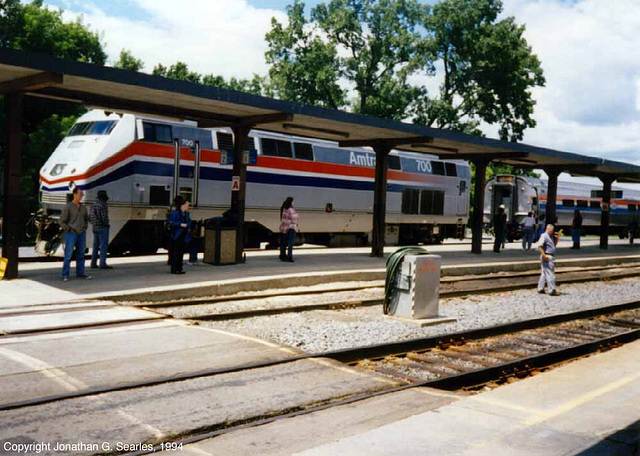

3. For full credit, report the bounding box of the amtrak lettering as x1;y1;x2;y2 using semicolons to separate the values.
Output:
349;151;377;167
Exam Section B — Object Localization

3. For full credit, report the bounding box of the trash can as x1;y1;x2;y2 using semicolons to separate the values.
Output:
203;218;236;265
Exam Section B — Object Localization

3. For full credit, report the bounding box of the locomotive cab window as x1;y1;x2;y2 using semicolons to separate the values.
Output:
261;138;293;158
402;189;420;214
67;120;118;137
562;199;575;207
294;143;314;161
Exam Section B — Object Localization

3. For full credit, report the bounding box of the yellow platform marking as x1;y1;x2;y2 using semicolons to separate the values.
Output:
470;370;640;425
472;396;548;419
524;370;640;425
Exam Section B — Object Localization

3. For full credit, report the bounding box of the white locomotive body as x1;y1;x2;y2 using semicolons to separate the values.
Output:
38;110;471;254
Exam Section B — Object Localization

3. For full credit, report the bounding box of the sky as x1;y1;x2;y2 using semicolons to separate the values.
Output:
45;0;640;183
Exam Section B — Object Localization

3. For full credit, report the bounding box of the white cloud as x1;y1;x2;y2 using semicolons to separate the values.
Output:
57;0;286;78
498;0;640;163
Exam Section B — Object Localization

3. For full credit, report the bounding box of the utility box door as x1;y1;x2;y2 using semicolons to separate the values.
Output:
391;254;441;320
411;255;441;319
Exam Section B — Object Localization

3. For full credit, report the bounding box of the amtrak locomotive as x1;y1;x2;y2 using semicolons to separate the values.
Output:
37;110;471;255
484;175;640;241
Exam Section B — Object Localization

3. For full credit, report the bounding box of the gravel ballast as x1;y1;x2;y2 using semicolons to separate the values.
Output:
194;277;640;353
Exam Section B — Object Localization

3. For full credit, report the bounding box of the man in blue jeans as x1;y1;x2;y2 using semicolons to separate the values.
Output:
90;190;112;269
60;187;91;281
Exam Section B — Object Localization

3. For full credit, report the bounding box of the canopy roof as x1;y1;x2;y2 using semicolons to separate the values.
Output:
2;47;639;183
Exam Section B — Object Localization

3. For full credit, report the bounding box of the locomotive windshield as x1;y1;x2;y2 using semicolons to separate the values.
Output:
66;120;118;137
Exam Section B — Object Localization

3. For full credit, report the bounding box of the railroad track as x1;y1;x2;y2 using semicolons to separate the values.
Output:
118;299;640;456
5;300;639;411
138;263;640;322
348;305;640;390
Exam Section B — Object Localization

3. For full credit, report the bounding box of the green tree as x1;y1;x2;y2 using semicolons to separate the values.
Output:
415;0;545;141
153;61;268;96
153;62;201;83
1;0;106;64
265;0;346;109
266;0;430;118
0;0;106;242
202;74;270;96
266;0;544;139
313;0;430;119
114;49;144;72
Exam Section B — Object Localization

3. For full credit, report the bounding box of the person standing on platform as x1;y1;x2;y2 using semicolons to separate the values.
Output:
571;209;583;249
536;213;546;240
279;197;298;262
168;196;191;274
60;187;91;281
493;205;507;253
630;219;639;245
521;211;536;250
538;224;559;296
89;190;112;269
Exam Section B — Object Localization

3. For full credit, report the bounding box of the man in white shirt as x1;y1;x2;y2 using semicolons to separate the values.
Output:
538;224;559;296
521;211;536;250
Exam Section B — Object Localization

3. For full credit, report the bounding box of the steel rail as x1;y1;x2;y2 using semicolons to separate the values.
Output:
120;325;640;456
144;266;640;323
2;299;639;413
179;268;640;322
0;316;168;338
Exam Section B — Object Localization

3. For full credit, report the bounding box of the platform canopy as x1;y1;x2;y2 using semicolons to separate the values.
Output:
1;47;640;182
2;47;640;279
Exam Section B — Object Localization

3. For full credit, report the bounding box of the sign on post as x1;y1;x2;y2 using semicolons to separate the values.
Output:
231;176;240;192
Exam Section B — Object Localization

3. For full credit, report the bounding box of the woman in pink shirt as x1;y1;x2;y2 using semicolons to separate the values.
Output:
279;197;298;262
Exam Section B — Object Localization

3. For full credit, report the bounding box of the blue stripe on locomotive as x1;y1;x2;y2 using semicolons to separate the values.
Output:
42;159;439;193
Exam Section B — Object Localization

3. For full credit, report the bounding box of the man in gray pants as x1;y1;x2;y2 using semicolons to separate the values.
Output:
538;224;559;296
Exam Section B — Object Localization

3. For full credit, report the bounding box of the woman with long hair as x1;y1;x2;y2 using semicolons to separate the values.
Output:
168;196;191;274
279;197;298;262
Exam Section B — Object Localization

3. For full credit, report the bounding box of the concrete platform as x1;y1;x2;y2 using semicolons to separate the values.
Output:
0;320;299;408
0;357;399;456
2;238;639;306
166;340;640;456
0;305;164;334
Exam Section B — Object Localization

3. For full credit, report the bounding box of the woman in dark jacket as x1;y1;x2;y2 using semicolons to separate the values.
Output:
168;196;192;274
